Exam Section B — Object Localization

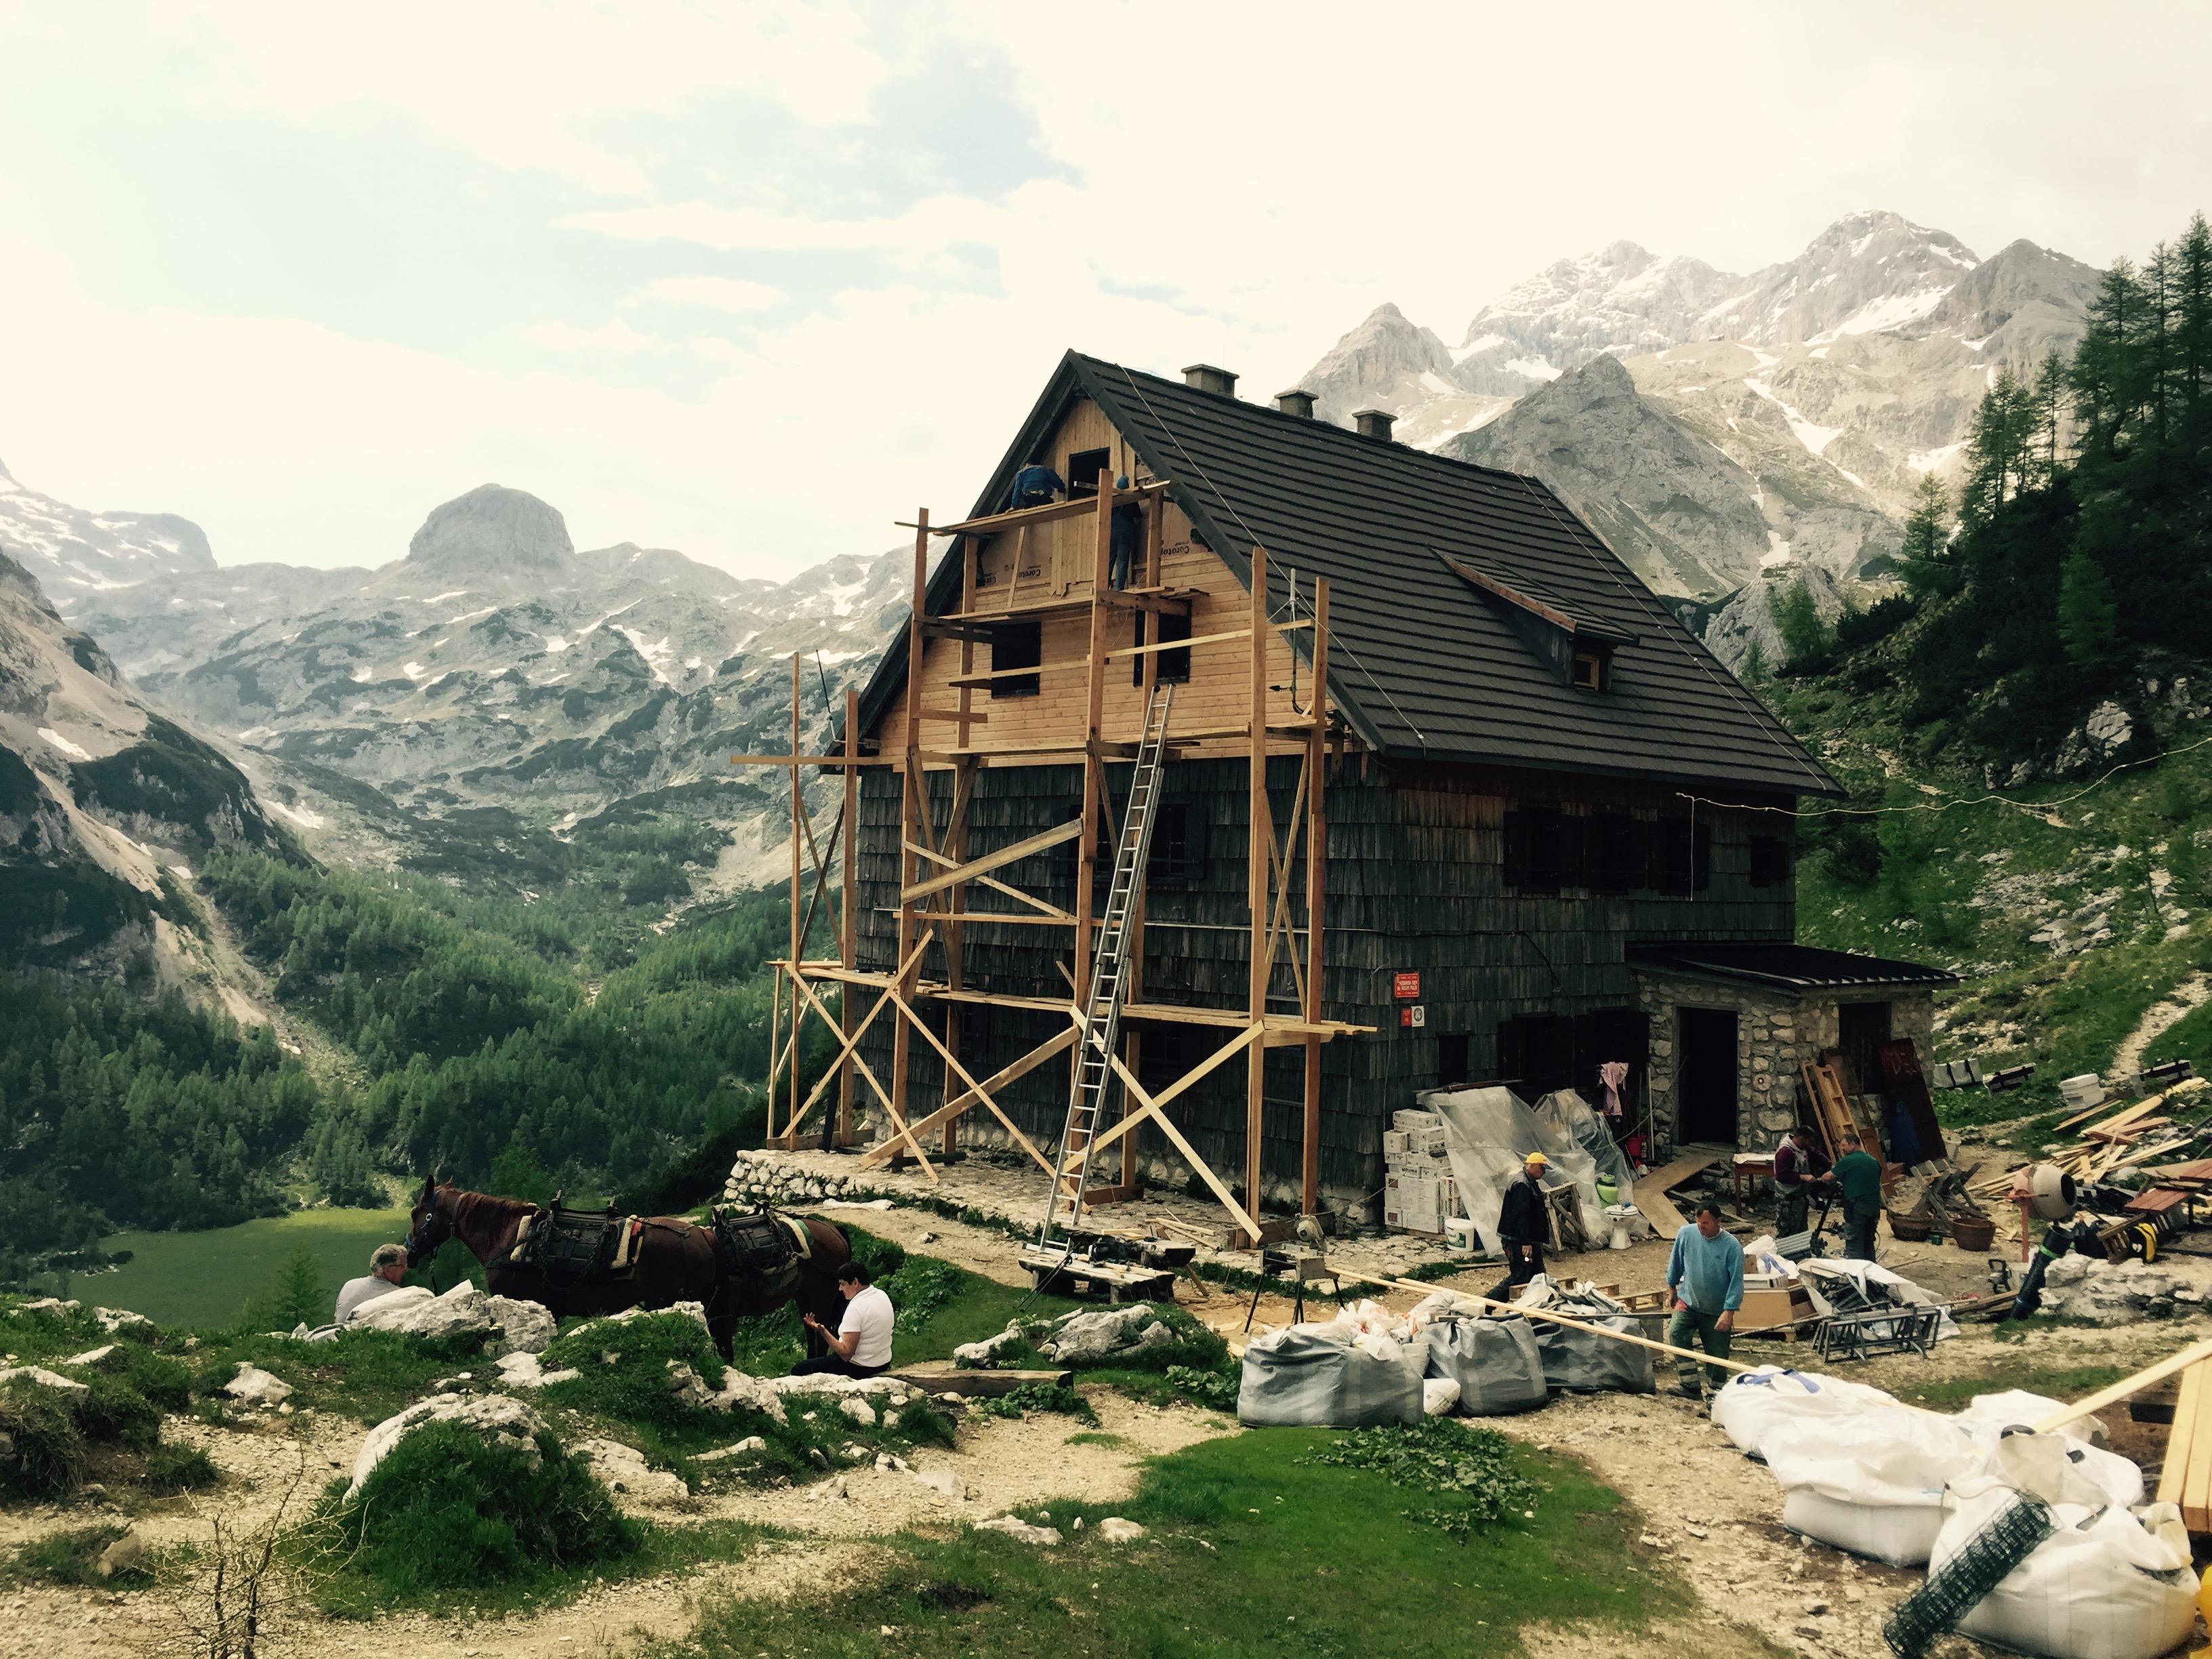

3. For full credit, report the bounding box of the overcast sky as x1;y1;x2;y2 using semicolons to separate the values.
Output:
3;1;2208;578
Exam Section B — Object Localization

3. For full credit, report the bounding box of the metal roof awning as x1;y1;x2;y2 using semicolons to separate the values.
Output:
1626;941;1960;993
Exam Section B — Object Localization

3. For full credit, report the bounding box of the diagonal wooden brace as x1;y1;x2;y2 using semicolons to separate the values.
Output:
900;817;1082;905
784;964;937;1183
886;988;1054;1177
1086;1021;1264;1160
1107;1053;1264;1242
857;1026;1077;1168
781;930;935;1143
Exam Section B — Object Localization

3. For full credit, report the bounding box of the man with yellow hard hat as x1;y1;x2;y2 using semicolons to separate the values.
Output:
1489;1150;1552;1299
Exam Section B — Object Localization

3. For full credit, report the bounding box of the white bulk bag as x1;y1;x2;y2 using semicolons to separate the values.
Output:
1765;1408;1984;1566
1708;1365;1900;1458
1929;1490;2194;1659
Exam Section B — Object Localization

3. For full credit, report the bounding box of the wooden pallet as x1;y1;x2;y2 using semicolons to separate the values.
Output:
2156;1355;2212;1532
1633;1153;1713;1237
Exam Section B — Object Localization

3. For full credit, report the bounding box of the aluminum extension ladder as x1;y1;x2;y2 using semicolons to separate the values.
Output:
1038;681;1176;1242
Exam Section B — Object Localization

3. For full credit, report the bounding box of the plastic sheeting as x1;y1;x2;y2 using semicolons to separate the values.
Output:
1416;1086;1635;1256
1237;1328;1423;1428
1421;1317;1549;1416
1931;1488;2194;1659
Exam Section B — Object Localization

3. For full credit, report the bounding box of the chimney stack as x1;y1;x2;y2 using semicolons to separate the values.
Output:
1275;388;1317;418
1182;363;1239;398
1352;408;1397;441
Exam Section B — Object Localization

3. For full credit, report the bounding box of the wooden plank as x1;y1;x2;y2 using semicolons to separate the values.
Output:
1632;1152;1713;1240
2186;1360;2212;1534
2156;1356;2203;1512
2032;1336;2212;1435
899;817;1083;905
890;1364;1074;1397
1109;1054;1266;1243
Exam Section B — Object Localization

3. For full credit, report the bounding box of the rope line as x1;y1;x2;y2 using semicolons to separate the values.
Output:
1673;725;2212;822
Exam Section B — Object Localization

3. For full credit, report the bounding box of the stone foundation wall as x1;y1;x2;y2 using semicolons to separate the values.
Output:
1633;971;1937;1151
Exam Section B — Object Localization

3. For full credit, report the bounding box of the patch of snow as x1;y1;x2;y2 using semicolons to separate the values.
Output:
1503;356;1560;382
36;727;91;761
265;800;327;830
1416;371;1456;395
684;657;701;670
1960;334;1993;352
430;636;449;649
1807;285;1950;345
1909;443;1965;475
1835;466;1868;489
542;636;570;653
351;664;375;683
424;590;468;604
447;606;497;625
403;661;428;679
615;626;674;684
1453;333;1506;361
1745;380;1842;456
1760;534;1795;568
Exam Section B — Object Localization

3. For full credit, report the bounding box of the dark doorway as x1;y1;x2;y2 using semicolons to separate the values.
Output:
1677;1008;1740;1144
1838;1002;1892;1097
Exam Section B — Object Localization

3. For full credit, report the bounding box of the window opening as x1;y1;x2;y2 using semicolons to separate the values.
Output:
1131;611;1191;684
1438;1033;1471;1088
1572;647;1610;691
1066;448;1110;497
1749;835;1792;888
989;619;1041;698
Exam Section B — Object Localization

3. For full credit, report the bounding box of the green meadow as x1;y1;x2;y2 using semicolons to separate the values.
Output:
81;1207;411;1329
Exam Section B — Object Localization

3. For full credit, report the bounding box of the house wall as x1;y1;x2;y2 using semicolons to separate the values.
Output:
1630;968;1938;1155
848;748;1799;1218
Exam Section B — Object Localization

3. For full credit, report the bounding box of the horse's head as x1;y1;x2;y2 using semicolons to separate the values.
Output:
404;1174;454;1265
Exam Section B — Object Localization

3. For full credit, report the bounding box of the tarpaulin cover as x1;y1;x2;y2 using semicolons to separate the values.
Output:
1237;1329;1423;1428
1421;1317;1549;1416
1415;1086;1633;1255
1511;1281;1653;1394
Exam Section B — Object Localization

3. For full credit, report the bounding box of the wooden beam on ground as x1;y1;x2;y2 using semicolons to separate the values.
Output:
2157;1355;2205;1519
857;1026;1078;1169
900;817;1083;905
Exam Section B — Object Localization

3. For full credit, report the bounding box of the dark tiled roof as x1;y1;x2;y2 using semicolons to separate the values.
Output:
857;351;1841;799
1626;942;1959;991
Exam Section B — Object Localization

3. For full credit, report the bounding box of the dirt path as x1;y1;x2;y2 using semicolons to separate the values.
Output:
2110;970;2212;1080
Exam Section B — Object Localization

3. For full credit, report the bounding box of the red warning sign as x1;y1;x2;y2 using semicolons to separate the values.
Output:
1393;971;1421;1000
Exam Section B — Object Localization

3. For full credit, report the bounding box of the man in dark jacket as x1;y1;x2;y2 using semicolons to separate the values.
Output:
1488;1151;1552;1300
1773;1126;1832;1239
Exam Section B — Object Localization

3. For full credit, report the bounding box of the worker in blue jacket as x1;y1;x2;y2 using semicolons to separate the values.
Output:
1665;1201;1744;1401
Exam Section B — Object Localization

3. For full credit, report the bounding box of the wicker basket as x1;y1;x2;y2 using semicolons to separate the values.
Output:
1950;1214;1996;1251
1888;1212;1933;1242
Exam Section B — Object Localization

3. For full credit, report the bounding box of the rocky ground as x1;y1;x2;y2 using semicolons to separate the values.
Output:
9;1158;2201;1659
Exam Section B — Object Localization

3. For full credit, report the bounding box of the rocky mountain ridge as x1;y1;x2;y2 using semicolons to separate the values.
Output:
0;468;916;893
1297;209;2106;635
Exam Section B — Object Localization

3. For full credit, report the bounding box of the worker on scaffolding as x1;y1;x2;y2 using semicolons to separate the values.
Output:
1665;1201;1743;1401
1109;476;1141;590
1488;1151;1553;1300
1006;457;1065;512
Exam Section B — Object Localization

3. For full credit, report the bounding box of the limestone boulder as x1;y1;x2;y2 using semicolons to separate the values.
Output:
484;1295;556;1355
568;1437;689;1507
346;1282;499;1343
347;1393;548;1498
0;1366;90;1404
222;1364;294;1406
976;1514;1061;1544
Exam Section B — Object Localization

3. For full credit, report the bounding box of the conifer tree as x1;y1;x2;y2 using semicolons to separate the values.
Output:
2057;552;2118;665
1898;474;1957;598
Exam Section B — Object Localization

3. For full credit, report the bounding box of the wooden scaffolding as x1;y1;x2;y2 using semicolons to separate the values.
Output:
731;476;1368;1248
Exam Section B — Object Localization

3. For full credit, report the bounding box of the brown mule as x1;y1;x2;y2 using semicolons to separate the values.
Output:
402;1176;853;1361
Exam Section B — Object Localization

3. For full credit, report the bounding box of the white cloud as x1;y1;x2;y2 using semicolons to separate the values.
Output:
147;0;888;193
638;276;783;313
523;317;657;352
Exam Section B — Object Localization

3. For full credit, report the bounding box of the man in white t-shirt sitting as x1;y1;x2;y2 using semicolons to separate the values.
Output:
793;1261;895;1378
334;1243;409;1324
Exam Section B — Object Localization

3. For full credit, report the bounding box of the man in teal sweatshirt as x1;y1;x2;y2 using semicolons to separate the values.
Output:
1665;1202;1744;1400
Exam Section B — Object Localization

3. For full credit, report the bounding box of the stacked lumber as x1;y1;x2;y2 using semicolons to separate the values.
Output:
2156;1355;2212;1532
1967;1077;2212;1204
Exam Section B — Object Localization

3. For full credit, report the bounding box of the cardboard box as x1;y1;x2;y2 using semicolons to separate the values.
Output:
1736;1286;1814;1330
1381;1130;1414;1158
1393;1109;1441;1131
1414;1125;1448;1155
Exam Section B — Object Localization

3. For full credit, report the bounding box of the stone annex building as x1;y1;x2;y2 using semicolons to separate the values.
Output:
836;352;1954;1216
